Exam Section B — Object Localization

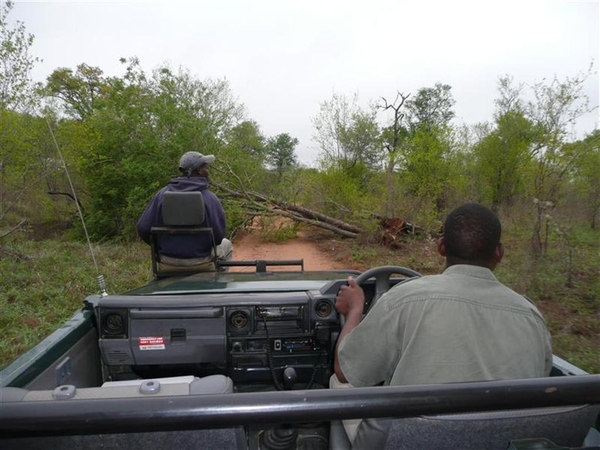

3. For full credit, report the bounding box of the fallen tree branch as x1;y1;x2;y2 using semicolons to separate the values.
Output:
214;181;364;236
211;168;432;242
0;220;27;239
273;209;360;238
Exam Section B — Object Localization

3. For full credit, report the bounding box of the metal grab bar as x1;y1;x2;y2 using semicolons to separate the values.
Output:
1;374;598;438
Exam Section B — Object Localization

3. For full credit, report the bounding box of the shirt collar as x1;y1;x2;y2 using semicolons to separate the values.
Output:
443;264;498;281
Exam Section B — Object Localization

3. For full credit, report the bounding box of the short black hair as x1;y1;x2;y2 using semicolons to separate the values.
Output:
443;203;501;264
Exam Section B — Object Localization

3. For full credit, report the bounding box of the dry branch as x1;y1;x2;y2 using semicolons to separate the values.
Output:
212;165;431;242
0;220;27;240
213;181;363;237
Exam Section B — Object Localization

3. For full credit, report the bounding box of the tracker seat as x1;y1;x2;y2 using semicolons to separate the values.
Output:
150;191;218;278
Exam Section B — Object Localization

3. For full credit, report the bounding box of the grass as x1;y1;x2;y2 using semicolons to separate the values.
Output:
1;219;598;374
0;237;151;368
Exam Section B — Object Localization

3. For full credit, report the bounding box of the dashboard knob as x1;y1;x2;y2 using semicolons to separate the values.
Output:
232;341;243;353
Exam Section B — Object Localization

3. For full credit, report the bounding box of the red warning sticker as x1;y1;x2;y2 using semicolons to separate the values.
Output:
139;337;165;351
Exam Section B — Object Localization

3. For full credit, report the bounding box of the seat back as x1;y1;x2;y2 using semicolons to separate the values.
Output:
332;404;600;450
162;191;206;226
150;191;218;278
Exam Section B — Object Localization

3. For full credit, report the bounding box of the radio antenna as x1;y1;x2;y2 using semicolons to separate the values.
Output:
46;118;108;297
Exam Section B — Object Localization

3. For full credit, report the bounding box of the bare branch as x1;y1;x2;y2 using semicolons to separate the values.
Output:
0;219;27;239
47;191;84;211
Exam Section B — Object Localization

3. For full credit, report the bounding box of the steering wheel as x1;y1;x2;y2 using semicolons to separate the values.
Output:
340;266;421;325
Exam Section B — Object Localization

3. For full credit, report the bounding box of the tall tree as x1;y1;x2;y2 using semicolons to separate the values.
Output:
406;83;455;131
473;111;539;211
312;92;380;172
402;125;454;215
265;133;298;176
494;75;525;118
225;120;265;158
392;83;457;216
45;64;107;120
218;120;269;197
379;91;410;216
526;66;596;202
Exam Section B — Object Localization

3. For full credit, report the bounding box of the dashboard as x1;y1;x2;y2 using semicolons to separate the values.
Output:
95;278;366;389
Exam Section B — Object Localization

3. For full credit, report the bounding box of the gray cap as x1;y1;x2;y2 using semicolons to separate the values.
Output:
178;151;215;175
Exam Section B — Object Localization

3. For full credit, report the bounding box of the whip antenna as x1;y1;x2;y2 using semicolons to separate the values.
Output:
46;118;108;297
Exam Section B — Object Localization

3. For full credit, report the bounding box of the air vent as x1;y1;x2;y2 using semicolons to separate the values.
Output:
230;311;250;329
100;310;128;339
315;300;333;318
228;309;252;334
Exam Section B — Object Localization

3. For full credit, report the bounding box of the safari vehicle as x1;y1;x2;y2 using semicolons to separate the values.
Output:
1;193;599;450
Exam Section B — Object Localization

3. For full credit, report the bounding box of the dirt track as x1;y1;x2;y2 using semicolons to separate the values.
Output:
231;231;344;271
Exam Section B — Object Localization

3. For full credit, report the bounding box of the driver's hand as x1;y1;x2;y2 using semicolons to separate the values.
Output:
335;276;365;317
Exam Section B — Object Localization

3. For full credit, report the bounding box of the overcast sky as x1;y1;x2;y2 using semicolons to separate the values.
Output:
9;0;600;164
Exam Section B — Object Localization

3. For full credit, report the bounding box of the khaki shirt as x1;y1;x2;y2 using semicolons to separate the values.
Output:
339;265;553;387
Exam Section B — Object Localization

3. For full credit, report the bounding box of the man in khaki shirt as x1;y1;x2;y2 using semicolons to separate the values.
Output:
333;203;552;447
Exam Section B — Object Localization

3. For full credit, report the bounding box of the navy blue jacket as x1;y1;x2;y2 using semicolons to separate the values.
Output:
136;177;226;258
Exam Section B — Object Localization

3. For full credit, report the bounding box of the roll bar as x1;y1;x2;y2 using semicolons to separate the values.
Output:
1;374;598;438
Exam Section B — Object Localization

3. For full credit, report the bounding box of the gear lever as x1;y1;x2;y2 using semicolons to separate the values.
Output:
260;368;300;449
283;367;298;390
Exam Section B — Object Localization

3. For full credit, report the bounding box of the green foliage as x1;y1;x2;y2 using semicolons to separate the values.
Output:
0;111;79;231
525;67;595;203
406;83;455;131
297;164;378;225
375;84;460;219
399;125;455;215
265;133;299;175
256;216;299;243
44;64;106;120
0;0;40;112
0;2;50;233
43;59;247;239
225;120;265;158
312;92;381;172
216;143;271;196
222;199;248;238
563;131;600;229
472;111;539;210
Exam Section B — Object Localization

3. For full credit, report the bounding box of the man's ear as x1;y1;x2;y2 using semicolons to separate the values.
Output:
494;243;504;264
437;237;447;257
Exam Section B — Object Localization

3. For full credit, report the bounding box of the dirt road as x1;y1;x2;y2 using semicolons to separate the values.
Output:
231;231;345;271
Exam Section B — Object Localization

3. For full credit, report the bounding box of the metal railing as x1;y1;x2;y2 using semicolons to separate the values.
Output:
1;374;598;438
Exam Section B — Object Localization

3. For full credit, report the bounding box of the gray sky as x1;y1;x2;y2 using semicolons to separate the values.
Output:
10;0;600;164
